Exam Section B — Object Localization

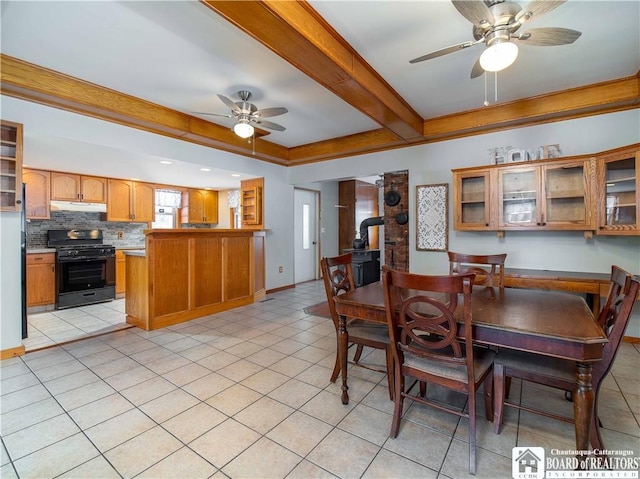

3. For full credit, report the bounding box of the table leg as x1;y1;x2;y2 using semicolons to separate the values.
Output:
574;362;594;455
338;313;349;404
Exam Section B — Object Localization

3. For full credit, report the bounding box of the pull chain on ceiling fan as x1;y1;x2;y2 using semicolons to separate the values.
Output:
194;90;288;139
410;0;582;78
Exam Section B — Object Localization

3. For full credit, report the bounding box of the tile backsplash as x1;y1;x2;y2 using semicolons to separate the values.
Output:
27;211;147;249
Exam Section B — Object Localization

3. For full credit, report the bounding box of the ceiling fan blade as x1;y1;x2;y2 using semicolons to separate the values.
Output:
192;111;233;118
410;40;478;63
516;0;566;24
253;119;286;132
217;94;242;113
470;57;484;79
254;107;288;118
515;27;581;46
452;1;495;27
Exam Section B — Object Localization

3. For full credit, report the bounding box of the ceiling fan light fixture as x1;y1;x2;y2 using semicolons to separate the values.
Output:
479;40;518;72
233;119;254;139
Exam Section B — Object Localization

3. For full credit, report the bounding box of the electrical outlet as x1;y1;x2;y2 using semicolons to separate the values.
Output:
117;231;124;239
278;266;283;273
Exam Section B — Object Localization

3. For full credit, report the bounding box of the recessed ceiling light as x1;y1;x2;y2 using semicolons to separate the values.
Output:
231;174;241;177
200;168;211;172
160;160;172;165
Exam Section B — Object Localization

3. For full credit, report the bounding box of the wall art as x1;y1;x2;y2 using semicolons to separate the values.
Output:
416;183;448;252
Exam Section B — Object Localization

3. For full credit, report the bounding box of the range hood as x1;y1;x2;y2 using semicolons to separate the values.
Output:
50;200;107;213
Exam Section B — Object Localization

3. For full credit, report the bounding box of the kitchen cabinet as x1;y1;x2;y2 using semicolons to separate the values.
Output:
23;169;50;219
452;169;493;230
453;156;595;234
27;253;55;307
498;157;594;230
241;187;261;226
125;229;265;330
51;172;107;203
116;250;126;296
107;179;155;222
596;145;639;235
182;189;218;224
0;120;23;212
240;178;264;229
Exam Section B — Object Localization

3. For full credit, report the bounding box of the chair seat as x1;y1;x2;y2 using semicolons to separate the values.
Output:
495;350;575;384
404;347;495;383
347;319;390;343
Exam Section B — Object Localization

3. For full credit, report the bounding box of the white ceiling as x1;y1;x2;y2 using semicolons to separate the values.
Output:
1;0;639;188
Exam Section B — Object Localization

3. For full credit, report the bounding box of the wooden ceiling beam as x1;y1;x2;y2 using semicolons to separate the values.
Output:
423;76;640;140
0;54;290;165
200;0;424;141
1;55;637;166
285;76;639;164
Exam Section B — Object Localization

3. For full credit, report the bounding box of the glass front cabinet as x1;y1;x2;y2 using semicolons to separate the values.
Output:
597;146;640;235
497;158;593;230
452;169;493;230
453;154;601;235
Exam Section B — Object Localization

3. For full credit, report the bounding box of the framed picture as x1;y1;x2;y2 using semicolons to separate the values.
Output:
416;183;449;252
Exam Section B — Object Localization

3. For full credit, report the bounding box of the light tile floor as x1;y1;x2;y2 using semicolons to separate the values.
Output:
22;300;132;352
2;280;639;478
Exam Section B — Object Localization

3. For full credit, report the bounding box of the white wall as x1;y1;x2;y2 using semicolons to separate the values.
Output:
290;110;640;336
0;213;22;351
1;97;638;352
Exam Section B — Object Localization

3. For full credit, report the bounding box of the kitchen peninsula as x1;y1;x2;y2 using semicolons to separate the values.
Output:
125;229;266;330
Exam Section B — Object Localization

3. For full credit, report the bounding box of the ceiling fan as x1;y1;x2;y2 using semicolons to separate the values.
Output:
195;90;288;138
410;0;582;78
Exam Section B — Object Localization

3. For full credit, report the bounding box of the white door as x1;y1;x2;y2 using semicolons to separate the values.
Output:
294;188;319;283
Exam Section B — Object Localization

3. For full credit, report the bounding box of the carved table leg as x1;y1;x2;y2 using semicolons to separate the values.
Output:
338;313;349;404
574;362;594;460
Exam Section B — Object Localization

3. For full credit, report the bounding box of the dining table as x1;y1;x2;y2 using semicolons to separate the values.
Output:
333;281;608;453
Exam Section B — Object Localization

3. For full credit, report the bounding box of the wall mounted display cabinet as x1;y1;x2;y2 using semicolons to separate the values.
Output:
0;120;23;212
453;143;639;237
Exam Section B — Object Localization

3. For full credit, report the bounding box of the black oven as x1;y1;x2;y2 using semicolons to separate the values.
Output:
48;229;116;309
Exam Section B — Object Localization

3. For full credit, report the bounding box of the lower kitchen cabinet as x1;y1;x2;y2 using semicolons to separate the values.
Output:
27;253;55;307
116;250;126;296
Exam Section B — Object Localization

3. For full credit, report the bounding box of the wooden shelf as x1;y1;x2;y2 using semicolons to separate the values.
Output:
0;120;23;212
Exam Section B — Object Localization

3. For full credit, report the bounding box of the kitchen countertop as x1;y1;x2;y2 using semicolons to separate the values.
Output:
123;249;146;257
27;248;56;254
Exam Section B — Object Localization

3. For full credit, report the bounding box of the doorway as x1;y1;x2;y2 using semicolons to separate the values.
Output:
294;188;319;283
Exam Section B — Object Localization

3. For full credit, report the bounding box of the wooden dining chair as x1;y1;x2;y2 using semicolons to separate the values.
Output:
320;253;394;399
448;252;507;295
382;269;494;475
492;265;639;452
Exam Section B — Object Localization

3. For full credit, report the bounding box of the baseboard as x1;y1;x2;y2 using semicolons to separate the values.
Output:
1;344;26;360
622;336;640;344
266;284;295;294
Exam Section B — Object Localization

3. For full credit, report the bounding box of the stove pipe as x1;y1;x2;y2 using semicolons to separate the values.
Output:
352;216;384;250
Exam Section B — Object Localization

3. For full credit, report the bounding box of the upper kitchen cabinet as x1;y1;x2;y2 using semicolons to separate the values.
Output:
107;179;155;223
51;172;107;203
182;189;218;224
597;144;640;235
23;169;50;219
241;178;264;229
498;157;594;231
453;155;595;234
452;168;494;230
0;120;23;212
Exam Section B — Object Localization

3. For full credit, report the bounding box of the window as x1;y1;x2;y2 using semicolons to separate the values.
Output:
302;203;310;249
152;189;182;229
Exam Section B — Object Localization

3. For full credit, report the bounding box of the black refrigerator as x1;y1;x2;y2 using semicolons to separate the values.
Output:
21;183;27;339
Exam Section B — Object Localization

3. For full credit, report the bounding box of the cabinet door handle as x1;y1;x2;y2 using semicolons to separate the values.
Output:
51;265;55;272
34;257;43;261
